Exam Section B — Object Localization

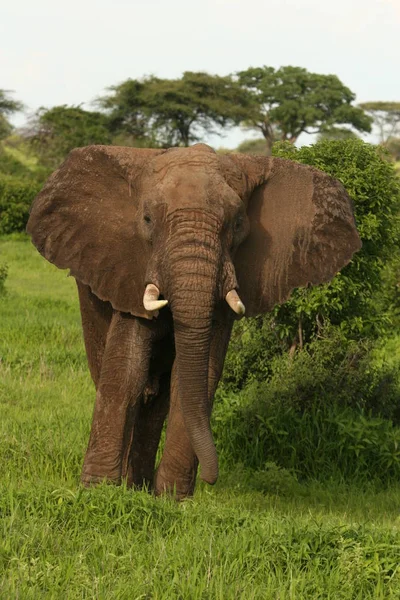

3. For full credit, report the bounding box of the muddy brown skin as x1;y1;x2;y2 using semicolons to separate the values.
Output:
27;143;361;498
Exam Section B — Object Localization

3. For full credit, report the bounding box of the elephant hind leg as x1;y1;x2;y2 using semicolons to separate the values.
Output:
76;280;113;388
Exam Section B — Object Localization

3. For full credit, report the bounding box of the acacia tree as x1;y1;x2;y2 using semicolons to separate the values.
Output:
0;89;23;139
359;101;400;144
99;72;253;147
27;105;112;168
97;78;153;145
237;66;372;154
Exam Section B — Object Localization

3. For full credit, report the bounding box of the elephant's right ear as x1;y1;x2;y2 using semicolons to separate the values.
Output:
27;145;165;318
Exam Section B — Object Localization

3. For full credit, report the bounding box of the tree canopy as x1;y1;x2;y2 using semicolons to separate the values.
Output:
98;72;253;147
0;90;23;140
26;105;112;168
0;66;387;165
237;66;372;153
359;102;400;144
97;79;152;145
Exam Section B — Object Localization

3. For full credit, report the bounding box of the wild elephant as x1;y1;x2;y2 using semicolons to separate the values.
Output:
27;143;361;498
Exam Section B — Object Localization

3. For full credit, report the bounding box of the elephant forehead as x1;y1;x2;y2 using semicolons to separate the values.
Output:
142;162;225;213
150;145;219;177
160;175;225;215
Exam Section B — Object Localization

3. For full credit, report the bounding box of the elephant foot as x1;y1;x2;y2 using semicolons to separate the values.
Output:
80;453;125;488
81;428;134;488
80;471;121;487
154;461;197;500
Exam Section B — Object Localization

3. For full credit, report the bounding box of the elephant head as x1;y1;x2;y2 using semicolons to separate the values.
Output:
27;143;361;485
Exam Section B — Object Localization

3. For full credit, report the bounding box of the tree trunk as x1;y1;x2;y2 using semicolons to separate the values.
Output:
260;121;274;156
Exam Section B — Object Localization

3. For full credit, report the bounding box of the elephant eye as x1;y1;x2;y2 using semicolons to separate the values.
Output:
144;214;152;224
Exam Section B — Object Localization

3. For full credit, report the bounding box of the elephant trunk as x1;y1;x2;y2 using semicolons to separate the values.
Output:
165;211;221;484
173;321;217;484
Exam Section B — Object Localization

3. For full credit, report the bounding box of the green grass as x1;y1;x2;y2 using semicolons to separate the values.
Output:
1;236;400;599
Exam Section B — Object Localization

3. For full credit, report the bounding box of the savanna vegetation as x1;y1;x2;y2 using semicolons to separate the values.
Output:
2;235;400;599
1;70;400;598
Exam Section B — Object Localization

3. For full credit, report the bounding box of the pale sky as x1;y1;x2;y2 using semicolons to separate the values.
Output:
1;0;399;148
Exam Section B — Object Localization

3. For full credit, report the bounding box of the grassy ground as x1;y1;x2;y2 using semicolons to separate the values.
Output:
1;236;400;599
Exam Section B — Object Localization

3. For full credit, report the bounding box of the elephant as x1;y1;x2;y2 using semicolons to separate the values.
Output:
27;143;361;498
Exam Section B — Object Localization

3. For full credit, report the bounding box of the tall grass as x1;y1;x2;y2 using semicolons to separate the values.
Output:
215;393;400;482
1;236;400;598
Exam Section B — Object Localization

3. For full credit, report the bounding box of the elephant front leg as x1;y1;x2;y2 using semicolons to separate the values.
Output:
127;372;171;490
154;362;198;499
154;317;233;499
81;312;153;486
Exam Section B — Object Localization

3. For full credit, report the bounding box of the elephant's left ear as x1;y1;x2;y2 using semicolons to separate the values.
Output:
219;153;362;317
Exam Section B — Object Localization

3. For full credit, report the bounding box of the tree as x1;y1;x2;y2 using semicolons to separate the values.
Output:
358;102;400;144
99;72;253;147
237;66;372;154
26;105;112;168
0;90;23;140
145;72;253;147
97;78;153;145
386;137;400;161
317;128;359;141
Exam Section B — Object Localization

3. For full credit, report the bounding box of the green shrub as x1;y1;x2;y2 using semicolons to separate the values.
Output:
386;137;400;161
0;263;8;295
222;313;282;391
0;145;50;182
215;326;400;482
0;149;32;178
214;394;400;483
251;461;300;495
0;175;41;234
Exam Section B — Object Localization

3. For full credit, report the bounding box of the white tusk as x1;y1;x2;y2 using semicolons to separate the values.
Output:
226;289;246;316
143;283;168;312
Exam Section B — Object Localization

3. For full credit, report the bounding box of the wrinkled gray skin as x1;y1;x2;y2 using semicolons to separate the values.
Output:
27;143;361;498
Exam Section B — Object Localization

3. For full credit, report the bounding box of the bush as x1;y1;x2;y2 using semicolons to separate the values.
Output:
0;175;41;234
386;137;400;161
214;393;400;484
216;325;400;482
215;395;400;483
0;263;8;295
222;314;282;391
0;149;32;178
224;326;400;415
